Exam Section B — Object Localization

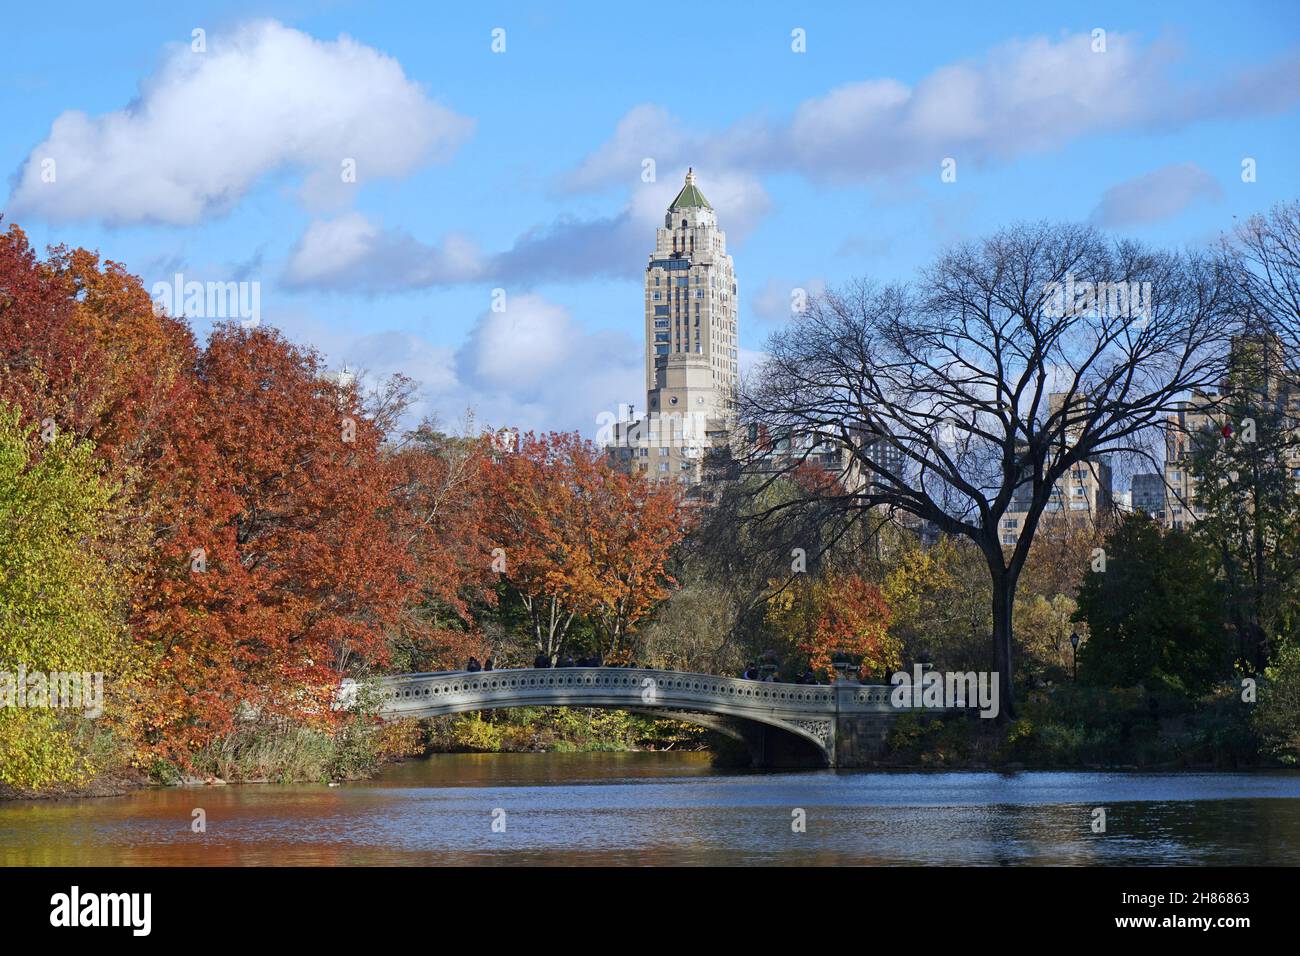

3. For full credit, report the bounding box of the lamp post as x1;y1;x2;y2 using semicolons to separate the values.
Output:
1069;631;1080;681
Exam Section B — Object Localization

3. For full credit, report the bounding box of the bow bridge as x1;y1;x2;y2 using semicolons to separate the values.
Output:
366;667;944;768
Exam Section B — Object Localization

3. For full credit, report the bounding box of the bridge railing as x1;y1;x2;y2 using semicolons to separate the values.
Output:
367;667;902;718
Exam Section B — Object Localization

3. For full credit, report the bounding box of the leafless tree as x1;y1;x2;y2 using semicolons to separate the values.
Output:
1224;200;1300;385
742;222;1234;716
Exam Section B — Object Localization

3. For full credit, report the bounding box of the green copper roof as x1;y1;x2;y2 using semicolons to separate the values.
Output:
670;169;711;209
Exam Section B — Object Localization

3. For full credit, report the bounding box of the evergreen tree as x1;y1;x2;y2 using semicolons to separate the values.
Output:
1074;516;1229;696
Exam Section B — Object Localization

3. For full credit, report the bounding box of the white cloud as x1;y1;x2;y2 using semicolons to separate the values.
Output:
283;212;486;291
342;331;460;394
1089;162;1222;227
566;32;1300;188
7;20;473;225
459;294;575;389
564;105;692;192
284;168;771;291
276;294;642;436
451;294;641;434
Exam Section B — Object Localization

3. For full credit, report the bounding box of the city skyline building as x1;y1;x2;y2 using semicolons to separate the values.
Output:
608;169;739;489
644;168;739;421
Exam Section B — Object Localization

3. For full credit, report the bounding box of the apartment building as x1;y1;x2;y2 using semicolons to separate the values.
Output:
1162;333;1300;529
998;392;1115;545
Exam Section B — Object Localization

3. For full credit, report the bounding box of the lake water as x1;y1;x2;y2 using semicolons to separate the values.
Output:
2;753;1298;865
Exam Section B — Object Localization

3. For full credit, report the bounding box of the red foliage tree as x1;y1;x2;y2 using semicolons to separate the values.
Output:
1;225;469;761
0;223;198;509
133;325;414;754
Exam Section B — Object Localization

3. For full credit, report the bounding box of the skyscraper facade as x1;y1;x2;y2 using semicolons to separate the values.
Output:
608;169;738;488
644;167;738;421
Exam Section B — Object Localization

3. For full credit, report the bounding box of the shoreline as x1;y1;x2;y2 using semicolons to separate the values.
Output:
4;750;1293;803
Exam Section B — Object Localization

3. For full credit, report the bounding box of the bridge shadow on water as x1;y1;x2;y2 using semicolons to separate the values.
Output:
705;720;829;769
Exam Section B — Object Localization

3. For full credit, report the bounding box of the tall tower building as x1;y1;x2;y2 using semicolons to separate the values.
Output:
607;168;739;489
644;168;738;420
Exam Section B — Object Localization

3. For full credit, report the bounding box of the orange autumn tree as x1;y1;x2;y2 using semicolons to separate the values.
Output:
483;431;685;662
766;573;899;680
578;455;688;659
135;325;414;757
384;427;499;669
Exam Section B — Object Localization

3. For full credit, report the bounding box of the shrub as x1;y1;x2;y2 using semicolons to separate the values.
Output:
1254;643;1300;764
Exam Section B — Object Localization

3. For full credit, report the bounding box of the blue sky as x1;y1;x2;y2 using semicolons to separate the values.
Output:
3;1;1298;437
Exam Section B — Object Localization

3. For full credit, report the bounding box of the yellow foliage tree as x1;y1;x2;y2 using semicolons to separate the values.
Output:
0;405;128;789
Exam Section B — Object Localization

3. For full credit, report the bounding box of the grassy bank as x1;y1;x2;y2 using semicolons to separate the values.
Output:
176;707;708;780
1;712;424;799
174;715;425;785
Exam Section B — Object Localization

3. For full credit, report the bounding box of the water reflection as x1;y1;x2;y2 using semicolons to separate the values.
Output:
2;753;1297;866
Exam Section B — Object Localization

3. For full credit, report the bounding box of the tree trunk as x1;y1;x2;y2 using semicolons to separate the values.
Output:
990;569;1018;721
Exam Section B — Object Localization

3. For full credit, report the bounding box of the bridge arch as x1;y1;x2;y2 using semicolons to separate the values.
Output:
366;667;880;767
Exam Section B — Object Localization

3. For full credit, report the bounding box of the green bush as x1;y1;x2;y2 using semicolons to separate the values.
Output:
1254;643;1300;764
885;713;982;765
996;683;1265;768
